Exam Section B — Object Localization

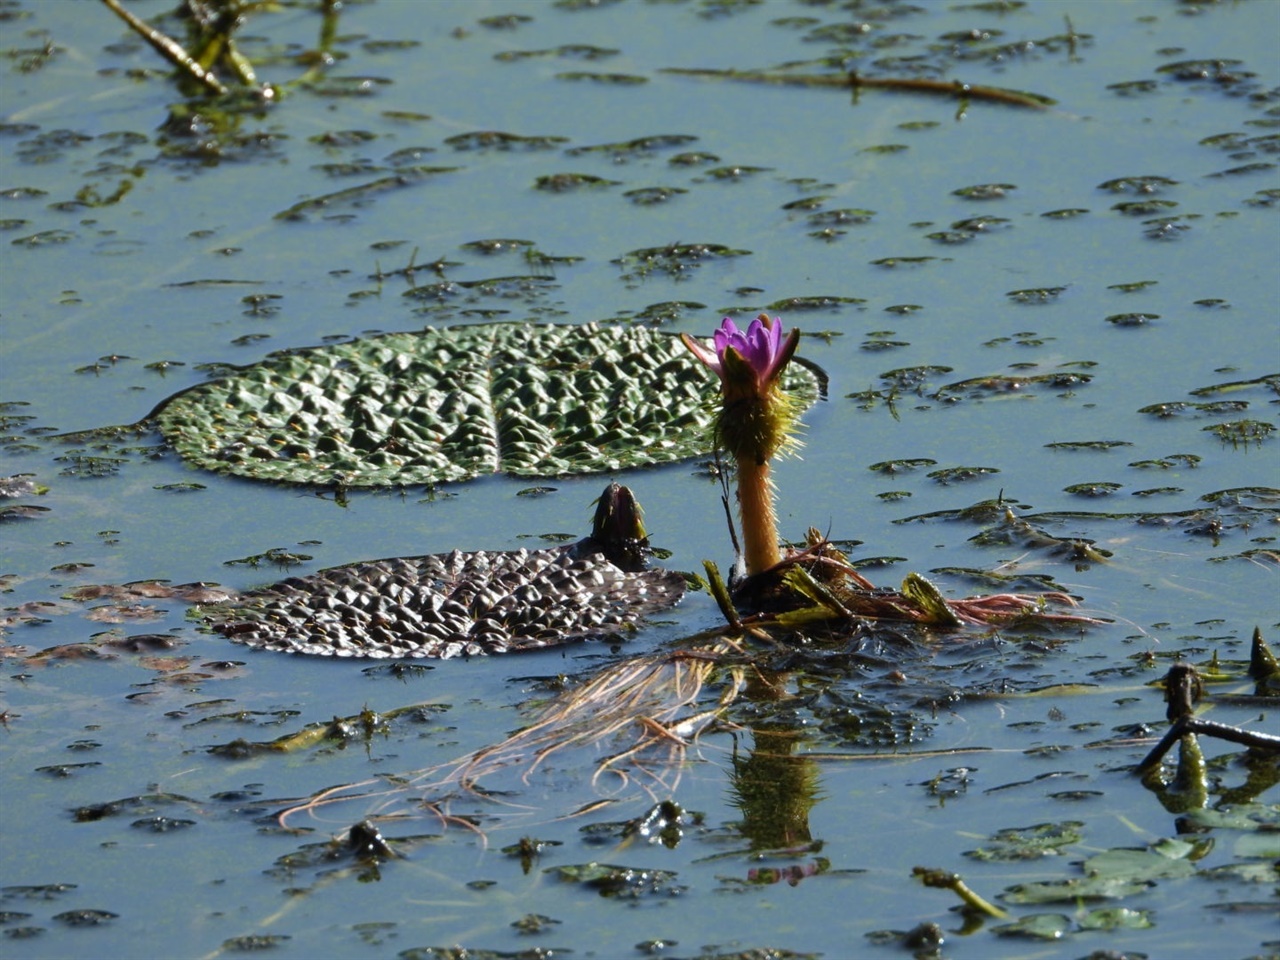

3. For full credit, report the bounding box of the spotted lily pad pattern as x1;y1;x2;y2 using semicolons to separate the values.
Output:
205;541;685;659
155;322;822;487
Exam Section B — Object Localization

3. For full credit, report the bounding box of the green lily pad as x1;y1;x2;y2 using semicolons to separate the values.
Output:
1077;906;1154;931
154;322;822;487
1001;877;1153;904
1082;844;1198;883
1233;833;1280;860
201;483;686;658
990;913;1072;940
203;539;686;659
964;820;1084;862
1198;861;1280;883
993;907;1153;940
544;861;685;899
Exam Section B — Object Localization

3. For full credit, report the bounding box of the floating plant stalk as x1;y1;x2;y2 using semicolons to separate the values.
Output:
661;67;1056;110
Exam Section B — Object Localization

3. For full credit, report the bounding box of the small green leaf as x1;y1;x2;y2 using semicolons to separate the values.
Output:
990;913;1072;940
1150;837;1202;861
1002;877;1152;904
1082;845;1197;882
1233;833;1280;860
964;820;1084;862
1179;803;1280;832
900;572;961;626
1077;907;1153;931
1198;861;1280;883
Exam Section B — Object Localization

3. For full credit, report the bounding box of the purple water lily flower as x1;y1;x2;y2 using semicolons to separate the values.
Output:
682;313;799;395
681;313;804;577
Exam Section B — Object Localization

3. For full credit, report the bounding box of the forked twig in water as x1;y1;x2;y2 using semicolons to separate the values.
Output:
1135;656;1280;774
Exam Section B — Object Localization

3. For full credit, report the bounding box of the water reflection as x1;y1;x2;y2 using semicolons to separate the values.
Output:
730;678;822;857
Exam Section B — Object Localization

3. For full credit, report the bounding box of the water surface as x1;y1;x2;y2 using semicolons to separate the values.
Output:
2;2;1277;958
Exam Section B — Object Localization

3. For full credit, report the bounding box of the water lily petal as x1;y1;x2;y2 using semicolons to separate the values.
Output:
683;314;797;394
712;316;744;359
680;331;723;377
742;314;779;374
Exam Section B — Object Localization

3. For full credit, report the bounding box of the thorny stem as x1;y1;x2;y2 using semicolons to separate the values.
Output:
735;454;781;576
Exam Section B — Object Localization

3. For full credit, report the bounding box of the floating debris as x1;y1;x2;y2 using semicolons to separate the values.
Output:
661;68;1055;109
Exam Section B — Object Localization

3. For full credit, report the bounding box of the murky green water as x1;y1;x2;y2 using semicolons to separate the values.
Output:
2;2;1277;958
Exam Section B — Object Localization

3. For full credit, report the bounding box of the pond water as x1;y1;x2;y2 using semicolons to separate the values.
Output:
2;1;1277;958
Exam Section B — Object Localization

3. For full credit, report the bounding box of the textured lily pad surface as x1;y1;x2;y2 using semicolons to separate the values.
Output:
203;542;686;659
156;322;822;487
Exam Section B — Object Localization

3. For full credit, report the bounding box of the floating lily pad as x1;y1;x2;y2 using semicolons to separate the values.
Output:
533;172;621;191
555;71;648;85
154;322;822;487
1203;419;1274;446
941;371;1093;396
1178;803;1280;832
990;913;1072;940
1001;876;1153;904
1082;842;1198;882
0;475;43;498
544;861;686;899
493;44;620;63
1077;906;1155;931
1198;861;1279;883
202;483;686;659
964;820;1083;862
203;541;685;659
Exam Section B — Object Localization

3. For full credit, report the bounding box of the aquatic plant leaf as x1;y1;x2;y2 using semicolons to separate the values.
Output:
1077;907;1154;931
398;949;565;960
1179;803;1280;832
206;702;445;755
1232;833;1280;860
53;909;118;927
964;820;1083;861
274;168;457;221
1203;419;1275;446
1081;844;1197;882
990;913;1072;940
154;322;822;487
900;572;961;627
221;936;290;952
544;862;685;899
203;542;686;659
1188;372;1280;397
1001;877;1153;904
1198;861;1280;883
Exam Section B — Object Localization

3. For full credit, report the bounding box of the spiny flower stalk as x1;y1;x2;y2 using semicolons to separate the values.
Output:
682;314;803;577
